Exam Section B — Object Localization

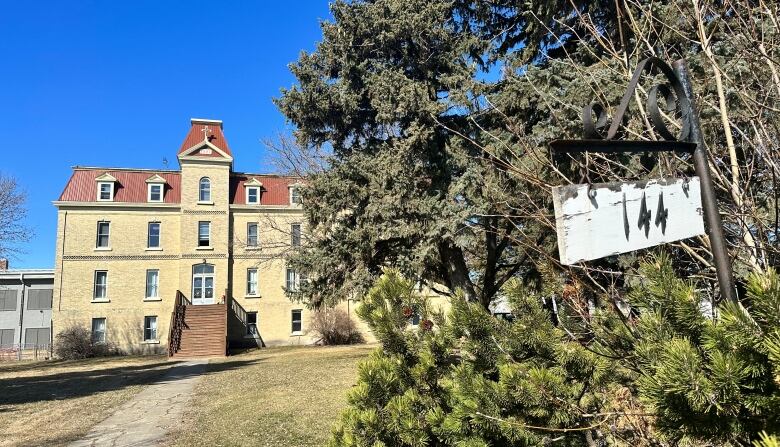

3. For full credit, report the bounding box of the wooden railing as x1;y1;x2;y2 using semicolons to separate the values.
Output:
168;290;190;357
228;294;248;326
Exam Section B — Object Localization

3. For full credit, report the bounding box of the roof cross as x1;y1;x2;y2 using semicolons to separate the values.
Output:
201;126;211;141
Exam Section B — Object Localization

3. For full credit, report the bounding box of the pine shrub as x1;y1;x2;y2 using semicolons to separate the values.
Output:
331;260;780;446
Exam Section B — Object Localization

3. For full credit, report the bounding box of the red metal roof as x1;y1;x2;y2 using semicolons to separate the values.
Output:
230;174;301;205
178;119;232;157
58;169;182;203
58;168;300;206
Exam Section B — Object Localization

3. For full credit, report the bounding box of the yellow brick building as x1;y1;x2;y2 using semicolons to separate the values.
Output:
52;118;321;355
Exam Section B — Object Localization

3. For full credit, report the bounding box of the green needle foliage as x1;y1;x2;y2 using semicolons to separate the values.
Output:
331;256;780;445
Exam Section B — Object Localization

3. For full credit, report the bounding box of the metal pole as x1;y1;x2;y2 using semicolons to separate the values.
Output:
673;59;737;303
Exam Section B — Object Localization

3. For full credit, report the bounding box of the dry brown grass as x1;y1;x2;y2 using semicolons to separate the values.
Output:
0;355;171;447
168;344;374;447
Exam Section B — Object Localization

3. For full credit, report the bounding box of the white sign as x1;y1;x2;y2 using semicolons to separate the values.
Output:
552;177;705;265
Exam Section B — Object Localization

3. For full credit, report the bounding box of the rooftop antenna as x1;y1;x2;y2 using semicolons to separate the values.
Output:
162;157;169;169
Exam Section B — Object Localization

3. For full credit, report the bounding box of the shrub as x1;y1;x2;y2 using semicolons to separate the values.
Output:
310;308;364;345
54;325;116;359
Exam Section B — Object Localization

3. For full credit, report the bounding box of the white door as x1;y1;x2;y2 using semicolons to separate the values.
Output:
192;264;215;305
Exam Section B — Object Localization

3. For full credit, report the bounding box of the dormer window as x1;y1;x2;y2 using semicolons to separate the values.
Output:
243;178;263;205
247;187;259;204
98;182;114;201
148;184;163;202
199;177;211;202
289;186;301;205
95;173;117;201
145;174;167;203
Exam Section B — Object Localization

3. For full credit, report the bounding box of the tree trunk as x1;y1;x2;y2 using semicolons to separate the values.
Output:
439;242;480;306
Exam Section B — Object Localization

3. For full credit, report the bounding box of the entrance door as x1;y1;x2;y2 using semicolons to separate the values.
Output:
192;264;215;305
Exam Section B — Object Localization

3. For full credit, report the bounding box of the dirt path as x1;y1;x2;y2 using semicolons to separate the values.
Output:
69;360;207;447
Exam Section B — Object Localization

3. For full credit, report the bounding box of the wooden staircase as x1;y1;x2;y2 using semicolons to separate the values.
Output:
170;302;227;358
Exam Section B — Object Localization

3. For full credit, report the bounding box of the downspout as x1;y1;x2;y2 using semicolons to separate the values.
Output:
18;272;25;348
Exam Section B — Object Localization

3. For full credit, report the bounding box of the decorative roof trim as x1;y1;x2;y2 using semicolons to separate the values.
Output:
243;178;264;187
178;140;234;160
95;173;117;182
145;174;168;184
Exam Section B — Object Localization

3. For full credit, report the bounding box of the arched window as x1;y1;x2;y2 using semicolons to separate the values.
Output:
199;177;211;202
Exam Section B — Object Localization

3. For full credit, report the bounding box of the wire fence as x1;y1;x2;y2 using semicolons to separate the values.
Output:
0;344;53;361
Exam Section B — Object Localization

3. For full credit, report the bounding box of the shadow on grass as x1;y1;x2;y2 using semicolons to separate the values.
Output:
0;357;264;407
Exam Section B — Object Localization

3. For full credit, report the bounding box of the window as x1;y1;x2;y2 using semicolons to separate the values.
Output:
247;223;258;247
0;329;13;348
247;269;258;296
146;270;159;299
286;268;300;292
246;186;259;204
96;222;110;248
24;328;50;347
147;222;161;248
148;183;163;202
198;221;210;247
27;289;52;310
247;312;258;336
94;271;108;300
199;177;211;202
291;309;302;333
144;316;158;341
91;318;106;343
291;223;301;247
98;182;113;201
290;186;301;205
0;290;17;311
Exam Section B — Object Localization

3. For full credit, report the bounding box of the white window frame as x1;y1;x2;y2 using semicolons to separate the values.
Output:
93;271;108;300
247;222;259;248
291;223;301;247
96;221;111;249
147;183;163;202
147;222;161;249
199;177;211;203
198;221;211;248
246;186;260;204
143;316;158;342
291;309;303;334
289;186;301;205
97;182;114;201
145;269;159;299
246;268;258;296
91;318;106;343
286;268;300;292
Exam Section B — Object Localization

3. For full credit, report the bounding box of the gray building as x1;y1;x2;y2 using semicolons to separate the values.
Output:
0;262;55;352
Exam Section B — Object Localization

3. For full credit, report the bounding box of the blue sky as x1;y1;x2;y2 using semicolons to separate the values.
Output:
0;1;332;268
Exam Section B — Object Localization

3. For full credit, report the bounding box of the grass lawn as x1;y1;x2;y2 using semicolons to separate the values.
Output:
167;344;374;447
0;355;171;447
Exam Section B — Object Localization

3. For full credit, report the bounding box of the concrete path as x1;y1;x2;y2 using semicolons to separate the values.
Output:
70;360;207;447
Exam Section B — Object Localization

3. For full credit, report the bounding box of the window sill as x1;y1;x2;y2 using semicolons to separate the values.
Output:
245;295;261;299
195;246;214;251
245;246;261;251
197;201;214;205
291;331;303;336
91;299;110;303
145;247;163;251
142;340;160;345
144;297;162;302
94;247;112;252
